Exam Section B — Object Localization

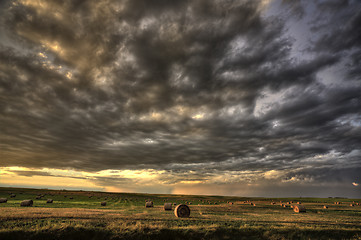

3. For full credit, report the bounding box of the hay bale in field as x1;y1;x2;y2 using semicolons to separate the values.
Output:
20;200;33;207
271;202;275;205
46;199;53;203
101;201;107;206
174;204;190;218
10;194;16;198
0;198;8;203
250;202;255;206
350;203;354;207
35;196;42;199
145;201;153;208
323;205;328;209
293;204;306;213
164;203;172;211
229;202;233;205
297;202;301;204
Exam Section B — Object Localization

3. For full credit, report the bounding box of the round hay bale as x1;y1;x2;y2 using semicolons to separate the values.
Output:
297;202;301;204
293;204;306;213
174;204;190;218
10;194;16;198
101;201;107;206
46;199;53;203
0;198;8;203
323;205;328;209
164;203;172;211
20;200;33;207
350;203;354;207
145;201;153;208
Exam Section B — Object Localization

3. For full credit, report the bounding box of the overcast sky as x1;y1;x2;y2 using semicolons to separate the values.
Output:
0;0;360;198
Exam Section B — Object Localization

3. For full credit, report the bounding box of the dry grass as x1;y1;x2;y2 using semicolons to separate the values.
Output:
0;187;360;239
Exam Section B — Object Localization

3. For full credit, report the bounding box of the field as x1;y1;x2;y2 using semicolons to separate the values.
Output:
0;187;360;240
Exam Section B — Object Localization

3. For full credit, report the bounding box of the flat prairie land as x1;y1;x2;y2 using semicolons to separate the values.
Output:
0;187;360;240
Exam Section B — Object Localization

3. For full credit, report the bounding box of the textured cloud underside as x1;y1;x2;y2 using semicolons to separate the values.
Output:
0;0;360;192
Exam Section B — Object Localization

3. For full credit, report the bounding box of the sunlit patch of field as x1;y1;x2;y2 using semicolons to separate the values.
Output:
0;187;360;239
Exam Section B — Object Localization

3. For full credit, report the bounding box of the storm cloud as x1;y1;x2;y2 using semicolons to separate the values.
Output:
0;0;360;197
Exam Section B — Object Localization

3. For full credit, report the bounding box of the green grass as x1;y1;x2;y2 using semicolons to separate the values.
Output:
0;187;360;240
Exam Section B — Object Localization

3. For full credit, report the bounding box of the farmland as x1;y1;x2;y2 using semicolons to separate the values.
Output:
0;187;360;240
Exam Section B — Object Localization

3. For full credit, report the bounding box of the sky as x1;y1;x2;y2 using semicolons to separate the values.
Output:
0;0;360;198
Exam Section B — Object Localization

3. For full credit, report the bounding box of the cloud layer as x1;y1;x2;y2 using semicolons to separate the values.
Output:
0;0;360;197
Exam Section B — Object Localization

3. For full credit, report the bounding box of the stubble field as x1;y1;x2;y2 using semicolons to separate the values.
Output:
0;187;360;240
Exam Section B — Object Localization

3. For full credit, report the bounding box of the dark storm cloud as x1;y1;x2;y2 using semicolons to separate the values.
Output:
13;170;54;177
12;170;88;180
0;0;360;191
280;0;305;19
